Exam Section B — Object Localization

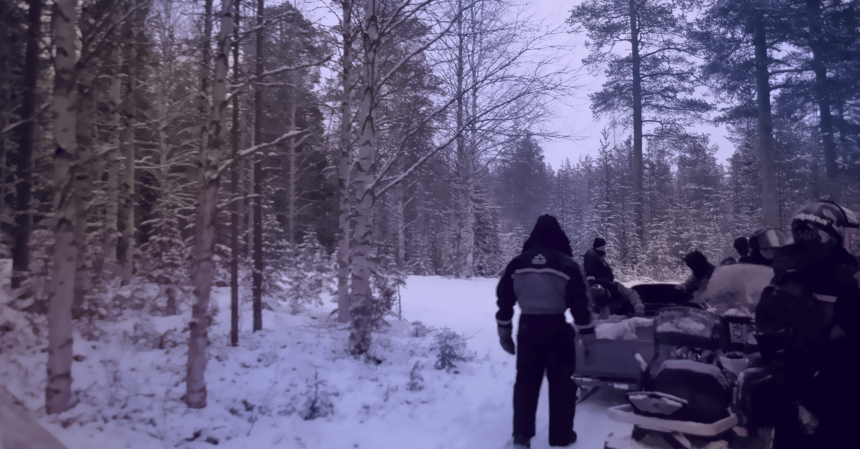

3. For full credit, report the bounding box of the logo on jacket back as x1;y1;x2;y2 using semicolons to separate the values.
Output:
532;254;547;265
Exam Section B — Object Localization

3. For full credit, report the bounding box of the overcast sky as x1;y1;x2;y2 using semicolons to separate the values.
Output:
293;0;739;171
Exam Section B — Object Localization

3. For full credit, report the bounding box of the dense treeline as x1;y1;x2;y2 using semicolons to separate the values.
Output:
0;0;858;413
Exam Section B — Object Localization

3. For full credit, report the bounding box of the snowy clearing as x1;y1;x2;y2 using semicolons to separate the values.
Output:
1;276;632;449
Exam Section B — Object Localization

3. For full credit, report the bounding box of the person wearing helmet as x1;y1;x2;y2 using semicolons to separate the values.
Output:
747;227;787;266
497;215;594;449
754;200;860;449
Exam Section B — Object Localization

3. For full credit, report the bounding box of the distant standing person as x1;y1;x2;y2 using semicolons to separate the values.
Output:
496;215;595;449
733;236;754;264
584;237;614;288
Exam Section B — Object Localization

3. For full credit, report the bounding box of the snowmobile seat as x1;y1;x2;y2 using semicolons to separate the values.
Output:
649;359;732;424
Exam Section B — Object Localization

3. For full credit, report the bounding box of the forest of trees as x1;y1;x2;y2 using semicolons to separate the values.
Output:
1;0;859;414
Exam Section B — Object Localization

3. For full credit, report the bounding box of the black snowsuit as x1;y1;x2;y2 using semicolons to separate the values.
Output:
590;281;643;317
679;251;715;302
497;218;594;447
755;245;860;449
584;248;614;286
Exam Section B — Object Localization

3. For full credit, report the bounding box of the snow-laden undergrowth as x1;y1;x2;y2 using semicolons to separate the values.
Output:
0;276;632;449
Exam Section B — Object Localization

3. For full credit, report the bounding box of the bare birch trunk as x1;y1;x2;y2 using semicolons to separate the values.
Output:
337;0;354;324
230;0;240;347
252;0;264;332
104;34;122;276
47;0;79;415
11;0;43;290
186;0;233;409
72;59;94;318
349;0;379;357
120;7;138;284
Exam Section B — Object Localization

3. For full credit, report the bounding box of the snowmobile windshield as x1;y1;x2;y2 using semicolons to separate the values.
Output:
841;205;860;228
698;264;774;315
753;229;786;250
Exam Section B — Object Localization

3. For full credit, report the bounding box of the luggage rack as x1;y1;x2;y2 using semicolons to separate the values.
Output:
607;404;738;437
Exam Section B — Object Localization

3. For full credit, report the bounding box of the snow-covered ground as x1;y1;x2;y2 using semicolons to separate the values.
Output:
1;276;633;449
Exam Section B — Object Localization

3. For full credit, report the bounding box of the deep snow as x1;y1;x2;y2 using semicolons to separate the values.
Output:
1;276;633;449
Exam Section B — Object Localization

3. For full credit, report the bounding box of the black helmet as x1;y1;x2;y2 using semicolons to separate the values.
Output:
790;200;859;249
749;228;786;260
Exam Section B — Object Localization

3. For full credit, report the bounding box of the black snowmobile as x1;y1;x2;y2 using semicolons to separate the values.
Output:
603;264;777;449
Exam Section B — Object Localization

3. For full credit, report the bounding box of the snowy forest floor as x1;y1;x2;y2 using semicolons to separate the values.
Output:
1;276;633;449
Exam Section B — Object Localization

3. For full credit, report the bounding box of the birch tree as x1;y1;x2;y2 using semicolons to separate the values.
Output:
46;0;79;415
186;0;234;409
336;0;357;324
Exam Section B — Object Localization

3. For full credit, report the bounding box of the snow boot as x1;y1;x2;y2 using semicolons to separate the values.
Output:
513;435;531;449
549;430;577;447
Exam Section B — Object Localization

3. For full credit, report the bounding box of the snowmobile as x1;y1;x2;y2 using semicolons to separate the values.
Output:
603;264;777;449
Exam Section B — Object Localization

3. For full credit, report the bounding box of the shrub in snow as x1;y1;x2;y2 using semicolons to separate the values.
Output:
407;361;425;391
283;232;331;314
297;370;335;420
367;251;407;327
430;328;474;371
410;321;435;338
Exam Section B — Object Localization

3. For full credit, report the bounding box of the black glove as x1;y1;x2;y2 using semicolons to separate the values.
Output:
498;325;515;355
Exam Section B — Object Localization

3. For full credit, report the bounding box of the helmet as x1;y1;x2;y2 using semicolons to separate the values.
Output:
749;228;786;260
790;200;859;249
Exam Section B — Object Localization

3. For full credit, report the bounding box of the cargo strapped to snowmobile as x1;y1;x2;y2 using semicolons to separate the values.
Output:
638;307;720;391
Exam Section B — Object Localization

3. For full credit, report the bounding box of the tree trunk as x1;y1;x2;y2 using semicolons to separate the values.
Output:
186;0;233;409
47;0;79;415
72;59;94;318
337;0;354;324
288;82;297;245
395;180;406;267
120;7;138;284
252;0;264;332
349;0;379;356
806;0;839;202
230;0;240;348
104;32;122;277
628;0;644;245
11;0;43;290
455;7;465;277
753;12;779;228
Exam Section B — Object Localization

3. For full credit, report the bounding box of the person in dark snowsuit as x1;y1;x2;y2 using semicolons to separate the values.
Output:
675;250;716;304
754;201;860;449
497;215;595;449
589;280;645;318
583;237;614;287
733;236;755;264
